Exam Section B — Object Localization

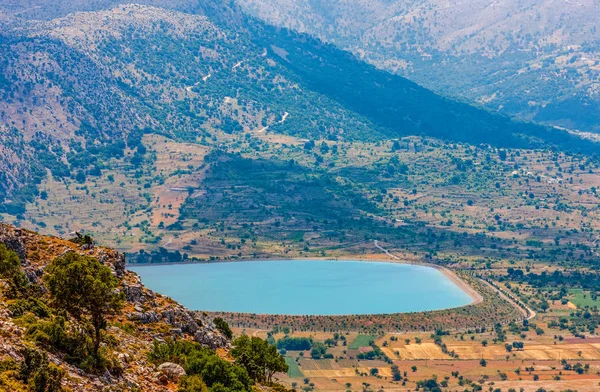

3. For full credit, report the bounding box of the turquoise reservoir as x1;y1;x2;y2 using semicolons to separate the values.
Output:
129;260;473;315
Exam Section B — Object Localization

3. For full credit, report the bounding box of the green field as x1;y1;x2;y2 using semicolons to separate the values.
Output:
285;356;303;378
348;334;375;350
569;289;600;308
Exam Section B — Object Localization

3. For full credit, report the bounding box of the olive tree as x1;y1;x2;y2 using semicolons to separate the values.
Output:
231;335;288;384
43;251;124;361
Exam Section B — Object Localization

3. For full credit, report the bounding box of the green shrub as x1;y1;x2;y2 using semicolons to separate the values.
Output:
213;317;232;339
0;359;27;392
186;352;251;391
148;338;200;365
8;298;51;318
0;244;29;298
19;347;64;392
25;314;96;371
178;375;209;392
150;338;251;391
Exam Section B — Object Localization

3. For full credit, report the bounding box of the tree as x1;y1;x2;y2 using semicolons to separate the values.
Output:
75;170;86;184
310;342;327;359
0;244;29;297
186;352;250;391
43;251;124;362
498;149;507;161
213;317;233;339
231;335;288;384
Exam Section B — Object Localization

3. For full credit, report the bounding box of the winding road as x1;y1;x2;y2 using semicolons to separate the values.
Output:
373;240;536;321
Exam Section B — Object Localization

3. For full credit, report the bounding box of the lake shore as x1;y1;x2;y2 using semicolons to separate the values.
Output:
127;243;483;307
129;249;522;332
204;272;522;332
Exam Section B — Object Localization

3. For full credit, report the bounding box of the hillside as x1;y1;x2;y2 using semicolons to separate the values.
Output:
1;1;599;214
0;3;383;214
235;0;600;134
0;223;246;391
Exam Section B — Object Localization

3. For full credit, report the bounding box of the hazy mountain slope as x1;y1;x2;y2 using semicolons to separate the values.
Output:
253;24;597;152
235;0;600;134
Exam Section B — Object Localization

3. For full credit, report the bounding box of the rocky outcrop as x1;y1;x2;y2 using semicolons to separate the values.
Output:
0;223;232;391
0;225;27;262
195;328;229;349
128;310;160;324
157;362;186;382
123;283;144;303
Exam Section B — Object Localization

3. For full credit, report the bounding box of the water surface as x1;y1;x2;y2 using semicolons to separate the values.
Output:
129;260;472;315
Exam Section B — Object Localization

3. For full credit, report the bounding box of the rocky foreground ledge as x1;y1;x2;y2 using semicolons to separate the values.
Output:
0;223;229;391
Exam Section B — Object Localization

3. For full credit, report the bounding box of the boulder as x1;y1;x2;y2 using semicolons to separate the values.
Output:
161;309;175;324
157;362;186;382
194;329;228;349
179;311;199;334
123;284;144;303
114;253;126;277
0;226;27;262
128;311;160;324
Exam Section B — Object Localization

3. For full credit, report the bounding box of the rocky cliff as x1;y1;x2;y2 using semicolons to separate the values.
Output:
0;223;229;391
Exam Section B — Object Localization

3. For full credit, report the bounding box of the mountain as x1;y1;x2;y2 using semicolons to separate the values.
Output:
0;0;597;215
234;0;600;134
0;3;382;213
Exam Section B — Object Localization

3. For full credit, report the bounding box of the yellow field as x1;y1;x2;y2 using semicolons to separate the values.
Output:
448;342;600;360
387;343;449;360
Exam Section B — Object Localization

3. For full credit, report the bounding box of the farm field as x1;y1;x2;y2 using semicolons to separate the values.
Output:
569;289;600;309
349;335;376;350
238;322;600;391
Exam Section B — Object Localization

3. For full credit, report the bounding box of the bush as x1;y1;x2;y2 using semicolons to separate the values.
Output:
213;317;233;339
26;315;92;369
148;338;200;366
8;298;51;318
150;339;251;391
186;350;251;391
178;375;209;392
19;347;64;392
0;244;29;298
